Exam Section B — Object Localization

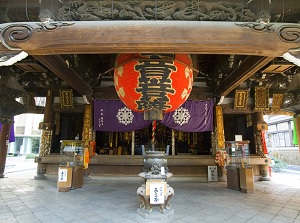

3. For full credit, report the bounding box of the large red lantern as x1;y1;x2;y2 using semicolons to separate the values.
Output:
114;54;194;113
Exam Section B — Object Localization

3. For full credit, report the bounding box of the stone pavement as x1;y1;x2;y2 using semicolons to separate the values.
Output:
1;157;300;223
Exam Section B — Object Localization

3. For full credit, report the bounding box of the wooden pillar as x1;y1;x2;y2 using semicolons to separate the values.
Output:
254;112;271;181
35;90;54;180
215;105;227;182
82;104;92;179
83;104;92;155
39;89;54;156
0;122;12;178
254;112;267;156
295;115;300;153
44;90;54;124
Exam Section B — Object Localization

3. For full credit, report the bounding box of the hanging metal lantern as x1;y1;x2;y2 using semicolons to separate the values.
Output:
114;54;194;117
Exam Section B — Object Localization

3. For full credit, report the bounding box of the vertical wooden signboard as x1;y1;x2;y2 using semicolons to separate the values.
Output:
216;105;225;149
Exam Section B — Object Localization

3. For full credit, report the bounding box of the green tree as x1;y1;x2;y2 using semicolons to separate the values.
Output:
31;137;40;154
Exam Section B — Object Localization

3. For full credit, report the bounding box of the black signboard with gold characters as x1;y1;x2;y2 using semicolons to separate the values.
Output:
234;90;248;110
60;89;74;109
255;87;269;111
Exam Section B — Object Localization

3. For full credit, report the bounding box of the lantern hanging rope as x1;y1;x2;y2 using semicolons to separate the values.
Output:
151;120;156;151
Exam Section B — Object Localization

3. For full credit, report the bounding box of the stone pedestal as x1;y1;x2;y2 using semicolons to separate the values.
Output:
34;163;46;180
137;151;174;218
259;164;271;181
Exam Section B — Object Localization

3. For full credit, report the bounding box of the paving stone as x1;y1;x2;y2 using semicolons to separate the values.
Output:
1;158;300;223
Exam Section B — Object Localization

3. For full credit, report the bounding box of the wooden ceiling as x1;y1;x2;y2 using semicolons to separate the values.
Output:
0;0;299;113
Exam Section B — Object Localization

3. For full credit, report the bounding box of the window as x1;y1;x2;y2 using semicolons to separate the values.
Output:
278;133;285;147
272;134;279;147
277;122;289;131
284;132;291;147
268;125;277;132
265;116;294;148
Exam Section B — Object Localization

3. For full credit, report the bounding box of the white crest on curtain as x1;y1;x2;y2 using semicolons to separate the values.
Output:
172;107;190;126
116;107;134;125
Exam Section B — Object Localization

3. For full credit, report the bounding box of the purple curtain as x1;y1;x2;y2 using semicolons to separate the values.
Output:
94;99;214;133
9;122;15;142
160;100;214;132
0;120;15;142
94;99;151;132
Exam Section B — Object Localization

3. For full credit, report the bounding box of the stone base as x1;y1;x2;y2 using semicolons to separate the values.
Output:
218;176;227;182
241;188;254;194
137;207;174;219
259;176;271;181
34;173;46;180
83;175;91;181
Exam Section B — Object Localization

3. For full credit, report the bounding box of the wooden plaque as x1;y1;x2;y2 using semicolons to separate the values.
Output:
60;89;74;109
234;90;248;110
272;94;284;111
255;87;269;111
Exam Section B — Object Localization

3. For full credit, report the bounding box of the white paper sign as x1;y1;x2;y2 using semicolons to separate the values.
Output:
58;168;68;182
235;135;243;141
161;167;165;175
150;183;164;204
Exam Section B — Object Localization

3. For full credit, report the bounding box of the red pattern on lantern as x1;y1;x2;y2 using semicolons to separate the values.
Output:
114;54;194;113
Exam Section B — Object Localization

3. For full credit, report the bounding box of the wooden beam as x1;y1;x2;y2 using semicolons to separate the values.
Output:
214;56;274;97
34;55;93;96
0;21;299;57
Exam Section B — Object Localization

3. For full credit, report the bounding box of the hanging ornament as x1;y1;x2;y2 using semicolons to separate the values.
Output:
114;54;194;117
